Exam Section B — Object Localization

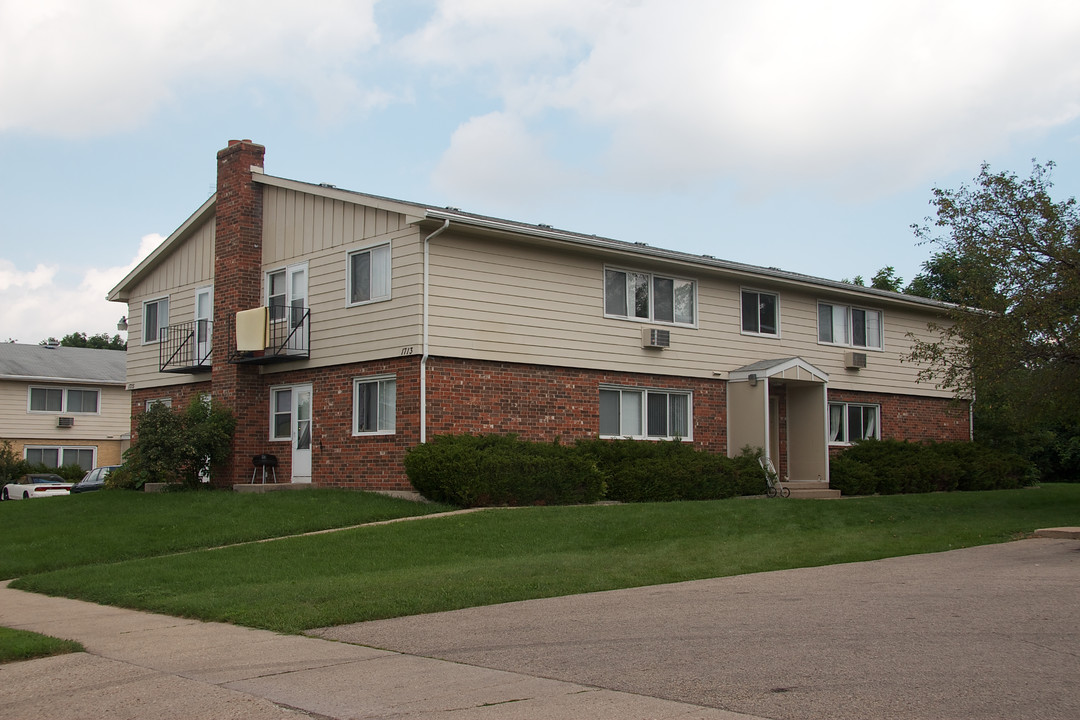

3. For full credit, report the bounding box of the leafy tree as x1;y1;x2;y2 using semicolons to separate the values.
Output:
121;397;236;489
870;266;903;292
841;267;902;292
40;332;126;350
906;161;1080;478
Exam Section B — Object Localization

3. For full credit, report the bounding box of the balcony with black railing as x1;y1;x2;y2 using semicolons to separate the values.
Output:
159;320;213;373
228;305;310;365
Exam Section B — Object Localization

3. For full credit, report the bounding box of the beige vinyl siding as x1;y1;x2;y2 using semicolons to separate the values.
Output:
0;381;130;441
260;187;424;373
427;233;956;398
124;219;215;389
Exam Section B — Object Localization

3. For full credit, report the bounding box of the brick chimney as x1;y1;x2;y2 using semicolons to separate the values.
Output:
212;140;266;484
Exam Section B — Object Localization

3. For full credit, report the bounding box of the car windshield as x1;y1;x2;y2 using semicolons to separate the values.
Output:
32;476;65;484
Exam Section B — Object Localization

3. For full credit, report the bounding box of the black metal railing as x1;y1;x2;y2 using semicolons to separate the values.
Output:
228;305;310;365
159;320;212;373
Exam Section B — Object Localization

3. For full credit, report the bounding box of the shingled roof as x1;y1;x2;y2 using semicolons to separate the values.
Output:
0;343;126;385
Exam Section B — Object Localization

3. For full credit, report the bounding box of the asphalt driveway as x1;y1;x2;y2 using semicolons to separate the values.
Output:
312;537;1080;720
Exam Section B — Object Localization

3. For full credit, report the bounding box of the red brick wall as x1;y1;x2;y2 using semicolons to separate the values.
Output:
258;356;421;491
425;357;728;454
211;140;266;484
827;388;971;450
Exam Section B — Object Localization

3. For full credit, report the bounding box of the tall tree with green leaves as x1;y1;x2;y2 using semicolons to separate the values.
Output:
40;332;126;350
906;161;1080;477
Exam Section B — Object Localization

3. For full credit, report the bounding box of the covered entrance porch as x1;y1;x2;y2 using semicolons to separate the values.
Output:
727;358;838;497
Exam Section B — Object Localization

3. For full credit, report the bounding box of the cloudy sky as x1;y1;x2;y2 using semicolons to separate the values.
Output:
2;0;1078;343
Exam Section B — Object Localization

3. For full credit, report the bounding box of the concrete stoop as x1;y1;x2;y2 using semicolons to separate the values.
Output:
232;482;315;493
783;481;842;499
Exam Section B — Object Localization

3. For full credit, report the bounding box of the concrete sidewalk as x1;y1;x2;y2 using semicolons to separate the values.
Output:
0;581;758;720
2;536;1078;719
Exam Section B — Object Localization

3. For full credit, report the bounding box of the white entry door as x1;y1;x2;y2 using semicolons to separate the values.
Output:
292;384;312;482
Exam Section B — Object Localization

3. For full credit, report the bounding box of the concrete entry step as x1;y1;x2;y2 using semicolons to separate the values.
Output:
233;482;316;493
783;481;842;499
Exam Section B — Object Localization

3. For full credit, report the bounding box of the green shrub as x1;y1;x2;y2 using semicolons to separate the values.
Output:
406;434;770;507
122;397;236;490
574;439;760;502
829;439;1034;495
404;434;604;507
103;465;138;490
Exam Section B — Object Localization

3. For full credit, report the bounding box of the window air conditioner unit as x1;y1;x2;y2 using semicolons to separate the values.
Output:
57;417;74;428
642;328;670;349
844;351;868;370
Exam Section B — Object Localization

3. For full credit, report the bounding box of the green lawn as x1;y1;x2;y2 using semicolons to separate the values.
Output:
0;489;455;578
8;485;1078;633
0;627;83;664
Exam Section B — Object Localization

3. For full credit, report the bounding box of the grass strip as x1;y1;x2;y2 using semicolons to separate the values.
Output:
0;489;454;579
13;485;1078;633
0;627;83;664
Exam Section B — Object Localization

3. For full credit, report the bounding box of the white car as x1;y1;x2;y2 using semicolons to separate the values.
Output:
1;473;73;500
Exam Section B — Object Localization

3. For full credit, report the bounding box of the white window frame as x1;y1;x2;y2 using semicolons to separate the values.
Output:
353;374;396;435
269;386;294;442
347;242;392;306
603;266;697;327
599;385;693;441
740;288;780;337
817;302;883;350
143;296;169;344
27;386;100;415
828;402;881;445
24;445;97;470
145;397;173;411
266;263;307;325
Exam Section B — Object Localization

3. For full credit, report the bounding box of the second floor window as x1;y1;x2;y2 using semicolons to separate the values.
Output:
741;290;778;336
143;297;169;343
29;387;99;414
349;243;391;305
818;303;882;349
604;268;695;325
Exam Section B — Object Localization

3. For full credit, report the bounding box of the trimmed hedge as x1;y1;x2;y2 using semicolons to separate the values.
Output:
403;434;767;507
403;434;605;507
829;439;1035;496
575;439;763;502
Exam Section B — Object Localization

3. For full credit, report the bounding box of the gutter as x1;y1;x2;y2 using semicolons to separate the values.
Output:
420;219;451;444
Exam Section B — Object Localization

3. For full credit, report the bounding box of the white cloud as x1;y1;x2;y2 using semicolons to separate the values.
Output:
0;0;383;136
0;234;162;343
416;0;1080;199
431;111;578;209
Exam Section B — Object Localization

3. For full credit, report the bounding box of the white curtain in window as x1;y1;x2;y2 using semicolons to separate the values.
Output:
833;306;849;345
378;379;396;432
865;310;881;348
669;394;689;437
370;245;391;299
864;406;878;439
829;404;843;442
621;391;643;436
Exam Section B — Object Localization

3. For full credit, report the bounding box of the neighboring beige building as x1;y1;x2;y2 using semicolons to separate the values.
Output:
0;343;129;470
108;140;970;492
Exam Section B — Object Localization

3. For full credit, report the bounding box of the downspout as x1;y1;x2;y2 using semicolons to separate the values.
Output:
420;219;450;444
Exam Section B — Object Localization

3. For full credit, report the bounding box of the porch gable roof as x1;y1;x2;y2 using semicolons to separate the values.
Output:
728;357;829;384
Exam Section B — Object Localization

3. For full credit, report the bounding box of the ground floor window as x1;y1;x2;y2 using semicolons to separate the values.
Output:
829;402;879;444
599;386;691;440
24;446;96;470
354;375;396;434
270;387;293;441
